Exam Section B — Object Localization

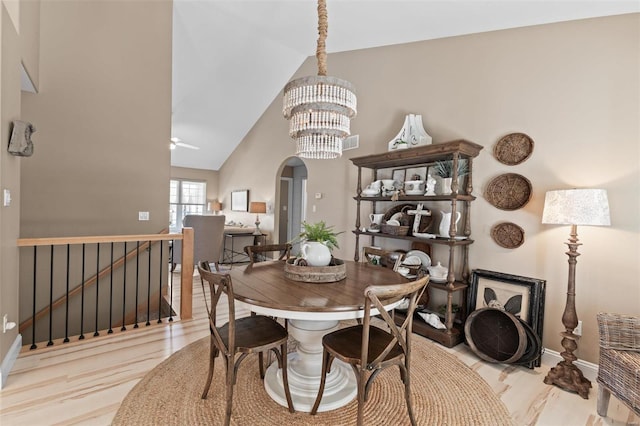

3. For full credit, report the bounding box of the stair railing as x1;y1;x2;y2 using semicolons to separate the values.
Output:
16;228;194;349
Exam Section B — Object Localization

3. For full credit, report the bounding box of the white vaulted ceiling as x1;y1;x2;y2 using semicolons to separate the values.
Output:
170;0;639;170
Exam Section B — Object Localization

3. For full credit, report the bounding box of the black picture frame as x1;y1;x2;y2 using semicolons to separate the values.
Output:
231;189;249;212
468;269;546;368
404;166;428;181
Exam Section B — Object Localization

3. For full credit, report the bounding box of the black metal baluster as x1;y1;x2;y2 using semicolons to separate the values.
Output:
94;243;100;337
108;242;114;334
47;245;54;346
169;239;174;322
30;246;37;350
121;242;127;332
146;241;151;326
134;241;140;328
157;241;163;324
63;244;70;343
79;244;85;340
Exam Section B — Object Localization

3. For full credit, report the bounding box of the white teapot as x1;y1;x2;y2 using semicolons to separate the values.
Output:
362;180;381;196
427;261;448;281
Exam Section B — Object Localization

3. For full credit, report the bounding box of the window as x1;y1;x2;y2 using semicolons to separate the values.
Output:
169;179;207;231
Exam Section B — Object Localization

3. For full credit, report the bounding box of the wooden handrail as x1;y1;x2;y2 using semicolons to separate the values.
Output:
17;232;183;247
17;228;195;334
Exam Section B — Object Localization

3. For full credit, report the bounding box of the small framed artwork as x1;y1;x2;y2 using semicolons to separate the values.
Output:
404;166;428;181
392;168;405;183
231;190;249;212
468;269;546;367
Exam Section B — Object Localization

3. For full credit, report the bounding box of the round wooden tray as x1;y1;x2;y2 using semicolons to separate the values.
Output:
484;173;532;211
284;258;346;283
491;222;525;249
494;133;534;165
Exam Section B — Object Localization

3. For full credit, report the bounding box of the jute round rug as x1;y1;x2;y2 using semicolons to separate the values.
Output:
113;329;511;426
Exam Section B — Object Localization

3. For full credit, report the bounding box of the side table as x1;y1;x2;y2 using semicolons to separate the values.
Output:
222;232;266;266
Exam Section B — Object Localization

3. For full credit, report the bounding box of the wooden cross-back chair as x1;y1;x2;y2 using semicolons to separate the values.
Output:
310;276;429;426
242;243;292;330
197;262;295;425
244;243;292;264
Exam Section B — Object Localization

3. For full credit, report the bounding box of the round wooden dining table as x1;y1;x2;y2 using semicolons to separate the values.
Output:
227;259;406;413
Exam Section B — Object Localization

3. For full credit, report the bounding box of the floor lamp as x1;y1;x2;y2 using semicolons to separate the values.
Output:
541;188;611;399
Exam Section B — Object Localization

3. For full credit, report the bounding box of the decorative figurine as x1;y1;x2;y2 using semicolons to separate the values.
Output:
425;174;436;196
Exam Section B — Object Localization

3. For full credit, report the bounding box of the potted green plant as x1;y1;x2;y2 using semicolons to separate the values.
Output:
293;221;343;266
433;160;468;195
432;159;469;179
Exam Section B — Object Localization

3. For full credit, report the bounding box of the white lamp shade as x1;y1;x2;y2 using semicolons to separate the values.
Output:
542;189;611;226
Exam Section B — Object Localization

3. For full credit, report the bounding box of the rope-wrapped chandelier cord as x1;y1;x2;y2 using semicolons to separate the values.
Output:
282;0;356;159
316;0;328;76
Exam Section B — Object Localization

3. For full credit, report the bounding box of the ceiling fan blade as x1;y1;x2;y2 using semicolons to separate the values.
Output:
176;142;200;150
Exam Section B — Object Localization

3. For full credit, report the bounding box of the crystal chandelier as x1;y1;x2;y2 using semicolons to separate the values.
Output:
282;0;357;159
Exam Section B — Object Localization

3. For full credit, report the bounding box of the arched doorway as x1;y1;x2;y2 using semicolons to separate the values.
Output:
275;157;307;250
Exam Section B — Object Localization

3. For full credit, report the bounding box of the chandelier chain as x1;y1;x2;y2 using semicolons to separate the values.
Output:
316;0;328;76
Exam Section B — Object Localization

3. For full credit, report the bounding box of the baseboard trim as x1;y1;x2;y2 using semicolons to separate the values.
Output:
541;347;598;382
1;333;22;389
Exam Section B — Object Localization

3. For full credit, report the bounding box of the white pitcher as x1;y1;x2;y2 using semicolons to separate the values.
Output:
300;241;331;266
369;213;384;226
439;211;461;237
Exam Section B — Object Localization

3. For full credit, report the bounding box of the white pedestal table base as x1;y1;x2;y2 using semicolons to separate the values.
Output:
263;318;356;413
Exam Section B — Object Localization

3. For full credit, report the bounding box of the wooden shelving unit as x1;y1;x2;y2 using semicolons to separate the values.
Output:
350;139;483;347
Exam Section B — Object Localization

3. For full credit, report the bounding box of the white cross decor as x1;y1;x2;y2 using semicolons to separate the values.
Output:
406;204;432;235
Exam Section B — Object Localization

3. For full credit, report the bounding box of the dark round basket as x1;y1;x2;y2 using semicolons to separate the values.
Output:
464;308;526;364
514;319;542;366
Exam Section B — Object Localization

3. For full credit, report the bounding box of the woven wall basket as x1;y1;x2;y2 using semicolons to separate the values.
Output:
484;173;532;210
491;222;525;249
494;132;534;165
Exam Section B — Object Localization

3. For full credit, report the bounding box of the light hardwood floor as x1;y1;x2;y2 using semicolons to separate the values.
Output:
1;268;638;425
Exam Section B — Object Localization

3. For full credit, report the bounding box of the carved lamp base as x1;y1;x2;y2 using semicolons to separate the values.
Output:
544;360;592;399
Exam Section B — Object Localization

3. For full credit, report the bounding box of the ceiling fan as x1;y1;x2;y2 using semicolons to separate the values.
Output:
170;137;199;150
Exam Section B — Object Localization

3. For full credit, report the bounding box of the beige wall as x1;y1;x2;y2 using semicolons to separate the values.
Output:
0;1;24;374
19;0;39;90
220;14;640;363
14;1;171;345
170;166;220;208
21;0;172;237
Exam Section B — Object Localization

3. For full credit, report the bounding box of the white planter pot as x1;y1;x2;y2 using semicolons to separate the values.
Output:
441;177;453;195
301;242;332;266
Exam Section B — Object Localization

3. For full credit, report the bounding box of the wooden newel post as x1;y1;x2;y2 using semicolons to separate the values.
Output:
180;227;194;319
